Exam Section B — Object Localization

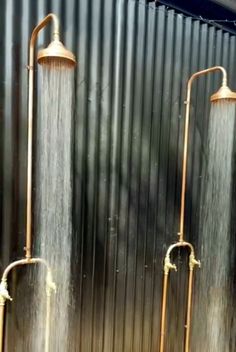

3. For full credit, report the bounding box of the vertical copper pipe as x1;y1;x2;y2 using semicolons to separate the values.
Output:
0;305;5;352
44;269;56;352
25;47;34;259
178;87;191;242
45;293;51;352
159;273;169;352
184;268;194;352
25;14;60;259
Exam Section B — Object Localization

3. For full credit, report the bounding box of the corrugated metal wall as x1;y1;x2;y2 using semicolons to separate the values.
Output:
0;0;236;351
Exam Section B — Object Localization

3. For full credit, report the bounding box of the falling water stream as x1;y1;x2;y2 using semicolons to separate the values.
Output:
31;61;74;351
192;101;236;351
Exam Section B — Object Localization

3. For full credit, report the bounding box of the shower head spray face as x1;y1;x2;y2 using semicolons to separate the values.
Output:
211;86;236;102
37;40;76;68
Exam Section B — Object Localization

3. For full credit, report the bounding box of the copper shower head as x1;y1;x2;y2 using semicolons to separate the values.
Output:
37;40;76;67
211;85;236;102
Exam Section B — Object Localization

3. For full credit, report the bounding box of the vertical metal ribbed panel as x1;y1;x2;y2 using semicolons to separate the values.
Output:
0;1;236;351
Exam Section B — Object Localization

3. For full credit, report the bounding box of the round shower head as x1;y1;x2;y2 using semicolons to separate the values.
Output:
37;40;76;67
211;85;236;102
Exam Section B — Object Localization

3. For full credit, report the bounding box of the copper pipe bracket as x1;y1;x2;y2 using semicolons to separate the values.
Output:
178;232;184;240
26;65;34;71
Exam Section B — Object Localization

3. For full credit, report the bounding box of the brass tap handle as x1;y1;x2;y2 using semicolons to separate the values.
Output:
0;282;12;303
164;256;177;274
189;253;201;270
46;271;56;296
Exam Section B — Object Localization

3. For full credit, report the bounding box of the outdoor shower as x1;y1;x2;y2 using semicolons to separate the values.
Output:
159;66;236;352
0;10;235;352
0;14;75;351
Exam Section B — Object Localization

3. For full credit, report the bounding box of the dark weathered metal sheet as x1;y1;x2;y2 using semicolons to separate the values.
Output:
0;1;236;351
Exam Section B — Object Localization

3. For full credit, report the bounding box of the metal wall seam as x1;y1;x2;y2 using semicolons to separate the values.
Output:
141;6;158;352
0;0;6;268
149;6;166;351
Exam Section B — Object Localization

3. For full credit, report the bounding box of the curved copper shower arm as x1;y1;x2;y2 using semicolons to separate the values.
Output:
178;66;227;242
25;14;60;260
0;258;56;352
1;257;50;282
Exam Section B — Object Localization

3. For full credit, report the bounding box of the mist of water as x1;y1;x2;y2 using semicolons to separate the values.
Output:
192;101;236;351
30;61;74;351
